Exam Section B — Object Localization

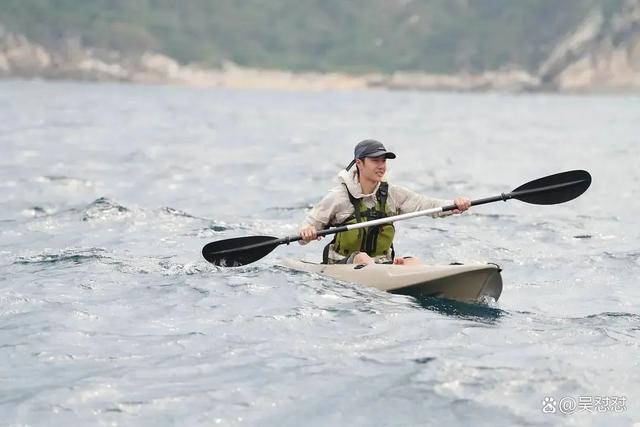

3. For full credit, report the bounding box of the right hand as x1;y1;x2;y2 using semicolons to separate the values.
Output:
299;225;321;243
453;197;471;214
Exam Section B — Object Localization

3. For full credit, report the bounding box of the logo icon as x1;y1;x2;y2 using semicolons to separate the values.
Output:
542;396;557;414
559;396;577;414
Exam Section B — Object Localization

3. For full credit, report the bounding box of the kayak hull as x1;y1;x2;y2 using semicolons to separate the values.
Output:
283;259;503;303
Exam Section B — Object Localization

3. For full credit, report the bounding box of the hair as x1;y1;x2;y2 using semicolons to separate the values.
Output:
355;158;365;177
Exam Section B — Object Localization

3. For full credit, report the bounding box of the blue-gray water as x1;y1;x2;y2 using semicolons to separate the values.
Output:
1;80;639;426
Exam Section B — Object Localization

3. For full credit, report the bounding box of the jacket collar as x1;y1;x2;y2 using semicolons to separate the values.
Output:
337;168;383;199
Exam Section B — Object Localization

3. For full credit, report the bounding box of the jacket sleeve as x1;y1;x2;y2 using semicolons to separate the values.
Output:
299;187;342;232
391;184;453;217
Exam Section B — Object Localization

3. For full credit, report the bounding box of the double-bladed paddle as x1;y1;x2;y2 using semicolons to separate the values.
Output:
202;170;591;267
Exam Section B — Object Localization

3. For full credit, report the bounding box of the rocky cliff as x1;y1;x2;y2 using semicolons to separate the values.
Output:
538;0;640;91
0;23;373;90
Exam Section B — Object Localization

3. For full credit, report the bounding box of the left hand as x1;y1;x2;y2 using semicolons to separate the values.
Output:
453;197;471;214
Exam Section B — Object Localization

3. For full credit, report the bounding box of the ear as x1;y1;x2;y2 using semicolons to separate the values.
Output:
355;158;364;168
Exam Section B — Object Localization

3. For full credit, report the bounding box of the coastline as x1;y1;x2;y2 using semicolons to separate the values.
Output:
2;49;637;94
2;5;640;95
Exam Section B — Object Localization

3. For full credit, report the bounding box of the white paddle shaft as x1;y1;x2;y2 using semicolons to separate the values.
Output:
343;206;445;231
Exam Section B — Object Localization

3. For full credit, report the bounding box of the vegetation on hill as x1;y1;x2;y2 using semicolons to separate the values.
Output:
0;0;625;73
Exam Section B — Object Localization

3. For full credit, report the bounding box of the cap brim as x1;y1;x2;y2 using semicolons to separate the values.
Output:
364;149;396;159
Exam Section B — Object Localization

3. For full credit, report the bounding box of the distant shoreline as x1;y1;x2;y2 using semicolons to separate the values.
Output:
2;66;639;95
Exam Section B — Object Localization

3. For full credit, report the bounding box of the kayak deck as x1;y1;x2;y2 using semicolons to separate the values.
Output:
283;259;503;303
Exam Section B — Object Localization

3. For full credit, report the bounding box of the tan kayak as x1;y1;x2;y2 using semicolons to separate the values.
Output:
283;259;503;303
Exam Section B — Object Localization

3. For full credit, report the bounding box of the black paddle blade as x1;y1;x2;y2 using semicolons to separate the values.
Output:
511;170;591;205
202;235;280;266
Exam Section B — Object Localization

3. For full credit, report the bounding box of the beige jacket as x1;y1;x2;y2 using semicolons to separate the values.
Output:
300;169;452;234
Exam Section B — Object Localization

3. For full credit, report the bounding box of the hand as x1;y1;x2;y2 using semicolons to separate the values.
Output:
453;197;471;214
299;225;321;243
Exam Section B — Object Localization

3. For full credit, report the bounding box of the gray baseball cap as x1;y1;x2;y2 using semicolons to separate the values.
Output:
346;139;396;170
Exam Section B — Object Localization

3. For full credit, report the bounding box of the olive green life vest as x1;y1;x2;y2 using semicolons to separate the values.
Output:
325;182;395;261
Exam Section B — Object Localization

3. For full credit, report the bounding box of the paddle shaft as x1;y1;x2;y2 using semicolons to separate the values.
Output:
221;178;586;254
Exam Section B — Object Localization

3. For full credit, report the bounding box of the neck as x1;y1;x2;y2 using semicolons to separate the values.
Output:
359;175;378;195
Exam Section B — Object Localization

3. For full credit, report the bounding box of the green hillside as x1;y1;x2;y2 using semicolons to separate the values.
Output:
0;0;625;73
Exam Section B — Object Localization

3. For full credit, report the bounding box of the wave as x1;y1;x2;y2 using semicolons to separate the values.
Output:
580;311;640;322
14;247;221;276
38;175;92;185
156;207;241;236
81;197;130;222
470;213;517;219
15;247;109;265
601;250;640;263
266;204;314;212
24;206;50;217
157;259;216;276
570;312;640;341
158;206;199;219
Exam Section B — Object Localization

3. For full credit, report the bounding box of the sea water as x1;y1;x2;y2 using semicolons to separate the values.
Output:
1;80;638;426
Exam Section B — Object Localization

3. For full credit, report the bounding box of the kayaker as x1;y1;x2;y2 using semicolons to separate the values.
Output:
298;139;470;265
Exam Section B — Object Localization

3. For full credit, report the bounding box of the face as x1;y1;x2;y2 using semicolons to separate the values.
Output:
356;156;387;182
